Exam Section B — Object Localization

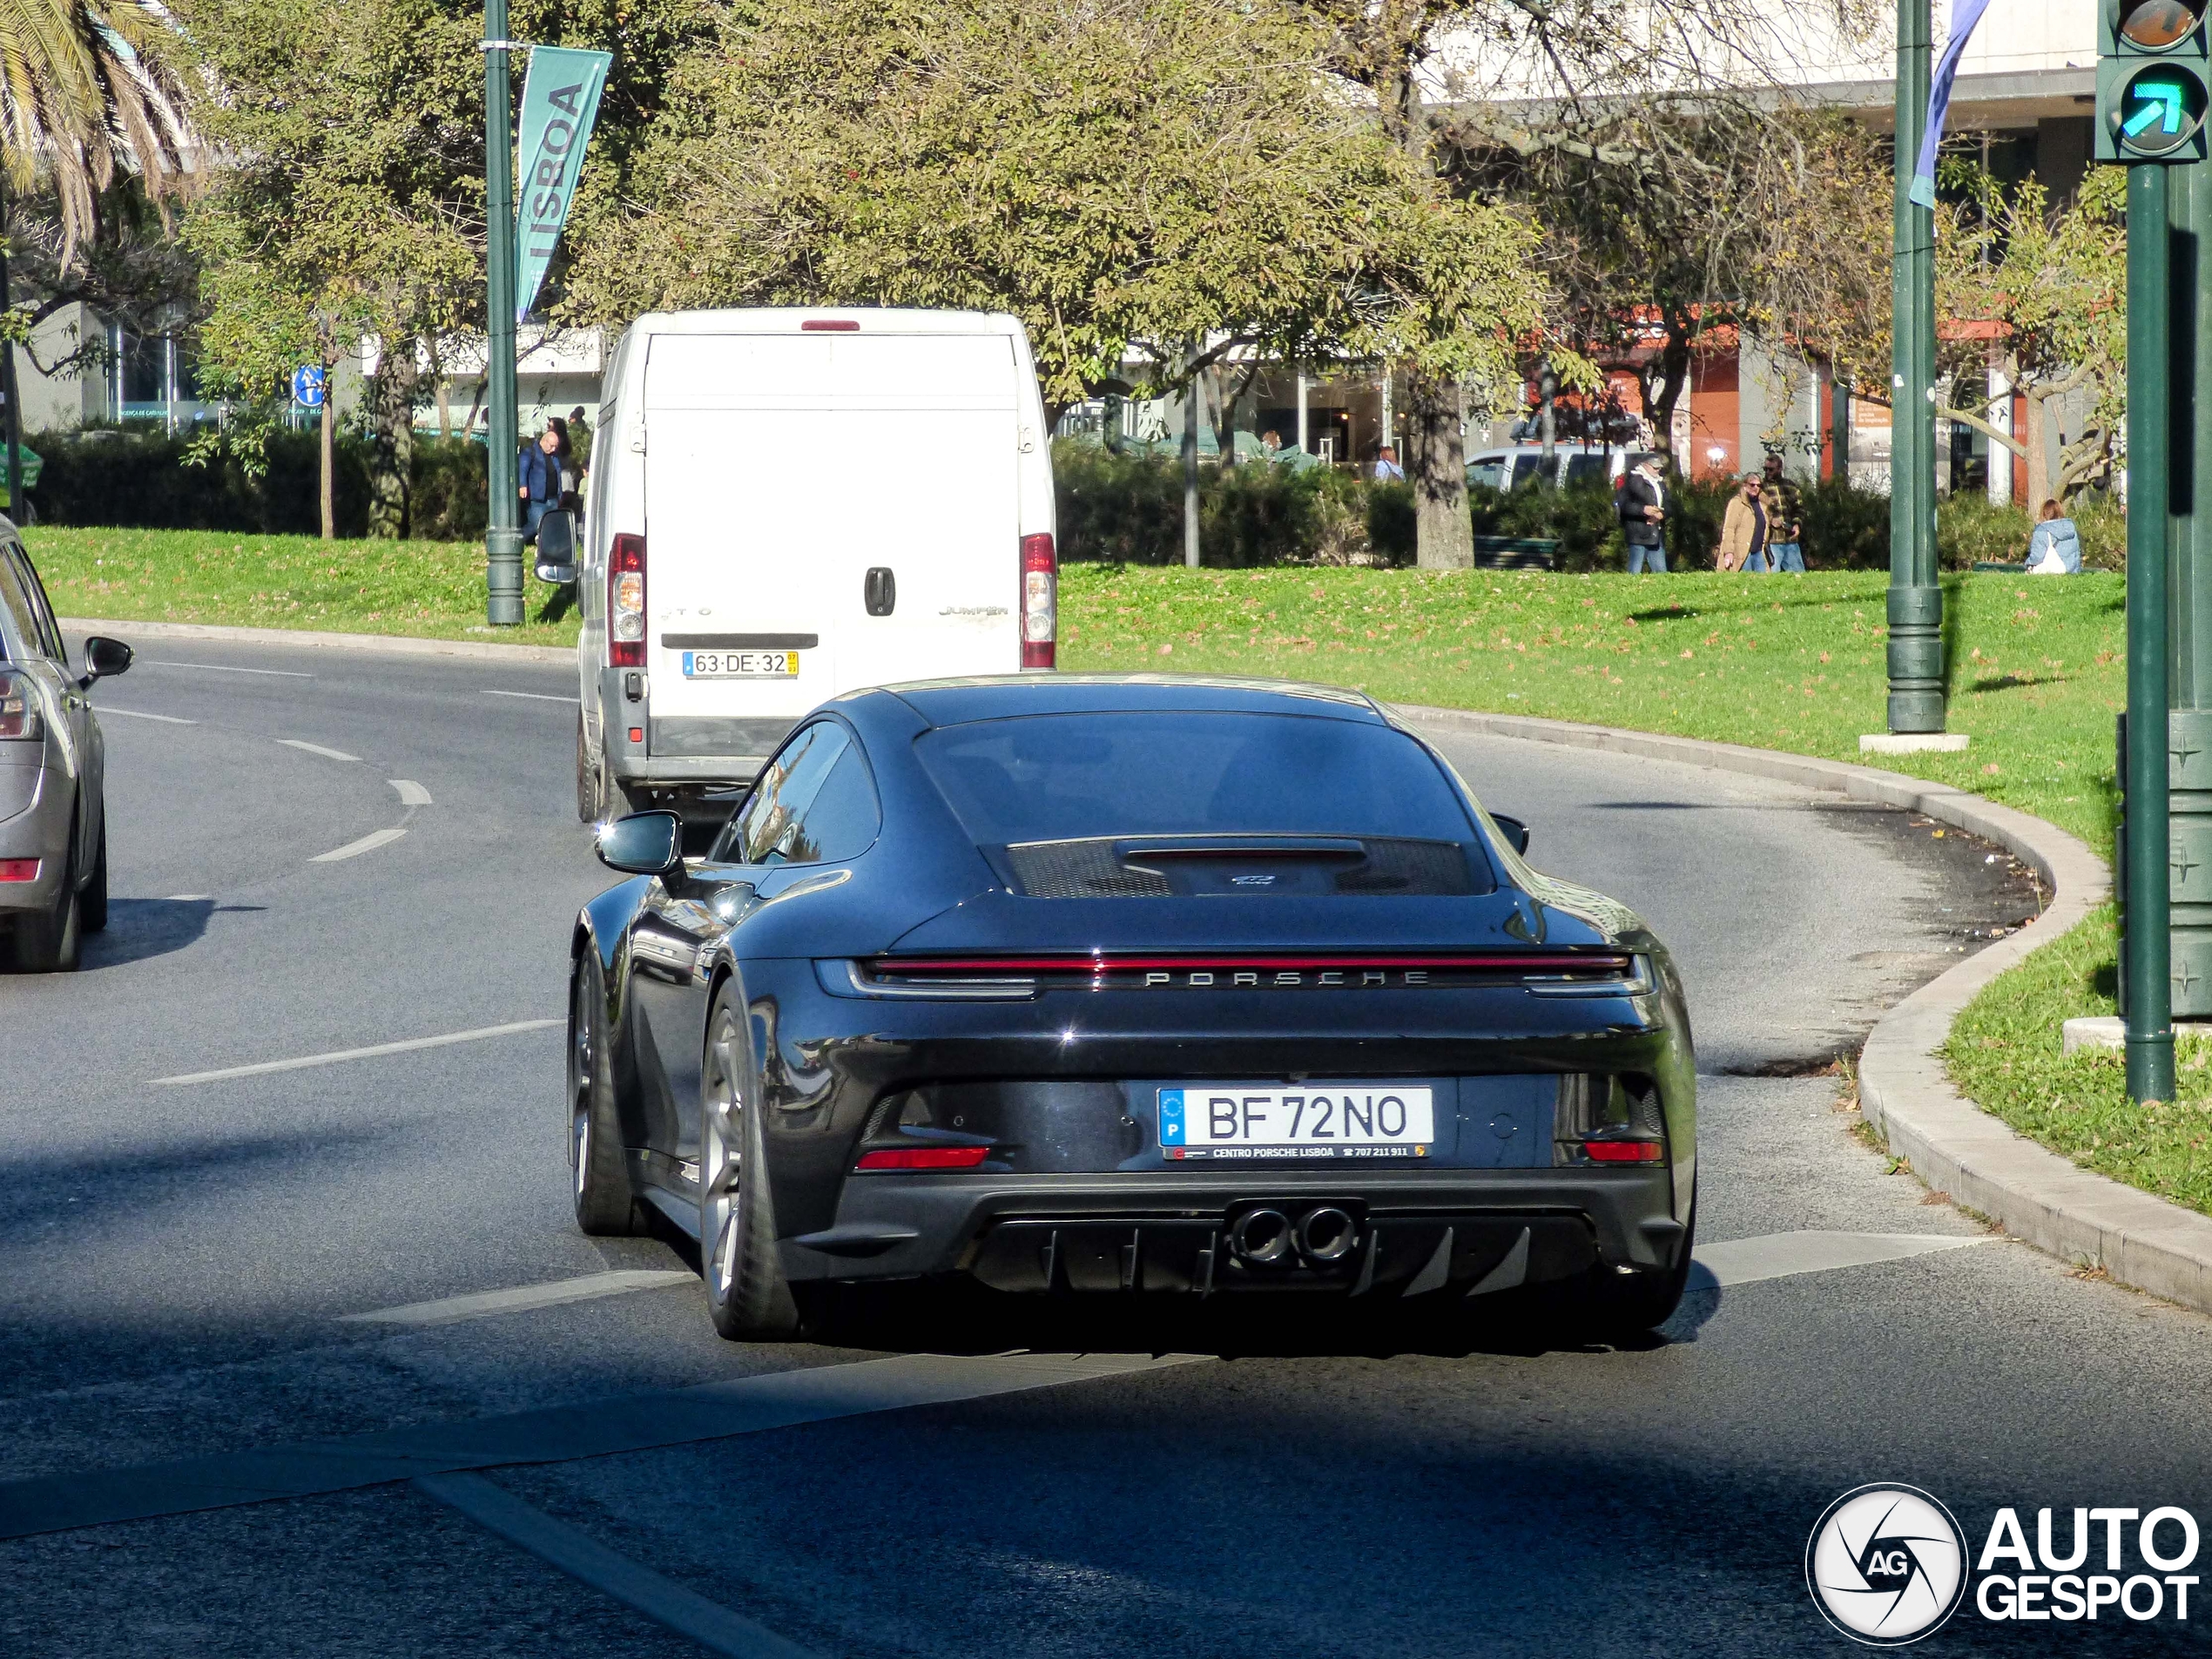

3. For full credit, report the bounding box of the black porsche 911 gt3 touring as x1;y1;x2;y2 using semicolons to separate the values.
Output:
568;675;1696;1340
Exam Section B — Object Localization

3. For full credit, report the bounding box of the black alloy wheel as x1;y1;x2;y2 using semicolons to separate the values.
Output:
569;949;646;1235
700;984;802;1340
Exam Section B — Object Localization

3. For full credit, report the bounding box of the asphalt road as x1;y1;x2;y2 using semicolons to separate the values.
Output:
2;636;2202;1656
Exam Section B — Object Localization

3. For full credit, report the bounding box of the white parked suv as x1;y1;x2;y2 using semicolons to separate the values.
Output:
1467;444;1644;491
574;307;1059;819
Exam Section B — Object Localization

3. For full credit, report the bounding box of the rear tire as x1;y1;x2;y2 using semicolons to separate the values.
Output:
570;949;647;1236
576;713;599;823
10;829;80;973
1589;1187;1696;1339
79;818;109;934
701;984;802;1340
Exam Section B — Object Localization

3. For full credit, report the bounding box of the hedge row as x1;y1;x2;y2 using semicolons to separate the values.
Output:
24;429;490;542
1052;440;2126;571
25;426;2123;571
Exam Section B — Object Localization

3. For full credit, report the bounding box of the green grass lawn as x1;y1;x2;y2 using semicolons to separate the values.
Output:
21;527;2145;1211
23;525;583;648
1061;563;2123;854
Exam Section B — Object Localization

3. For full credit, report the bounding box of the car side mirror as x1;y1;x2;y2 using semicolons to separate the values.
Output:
1490;813;1531;856
596;810;684;876
80;635;132;688
533;509;578;584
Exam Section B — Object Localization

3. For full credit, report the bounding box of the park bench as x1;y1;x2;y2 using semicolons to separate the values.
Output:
1473;536;1560;571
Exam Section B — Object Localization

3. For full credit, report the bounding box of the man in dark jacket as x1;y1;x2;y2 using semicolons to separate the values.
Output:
1615;453;1670;573
518;427;562;543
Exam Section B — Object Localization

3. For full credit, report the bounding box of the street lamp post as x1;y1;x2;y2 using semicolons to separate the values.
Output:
1887;0;1946;735
483;0;523;625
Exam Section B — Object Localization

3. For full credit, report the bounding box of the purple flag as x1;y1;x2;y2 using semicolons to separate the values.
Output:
1909;0;1994;207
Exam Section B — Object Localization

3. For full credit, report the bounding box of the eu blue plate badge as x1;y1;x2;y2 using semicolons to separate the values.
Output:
1157;1089;1185;1145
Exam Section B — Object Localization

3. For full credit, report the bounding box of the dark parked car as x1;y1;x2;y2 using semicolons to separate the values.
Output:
569;675;1696;1339
0;519;132;972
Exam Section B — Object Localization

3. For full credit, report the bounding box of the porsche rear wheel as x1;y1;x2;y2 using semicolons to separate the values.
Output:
570;950;646;1236
701;986;801;1340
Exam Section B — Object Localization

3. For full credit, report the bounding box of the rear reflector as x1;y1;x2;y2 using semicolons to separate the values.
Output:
0;858;38;882
609;532;646;669
801;320;860;332
854;1144;991;1171
1581;1139;1665;1163
1020;532;1056;669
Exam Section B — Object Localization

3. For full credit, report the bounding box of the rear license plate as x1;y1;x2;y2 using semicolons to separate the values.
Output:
1157;1084;1433;1159
681;650;799;678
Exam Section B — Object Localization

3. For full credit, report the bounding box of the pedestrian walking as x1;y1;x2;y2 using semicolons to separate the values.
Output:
1759;454;1806;573
1718;473;1770;572
1372;443;1405;482
2025;499;2083;574
1615;452;1671;574
519;426;563;544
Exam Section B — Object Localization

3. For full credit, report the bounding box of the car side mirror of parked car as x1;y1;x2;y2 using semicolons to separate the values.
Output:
1490;813;1531;856
80;636;133;688
597;810;684;876
533;510;578;585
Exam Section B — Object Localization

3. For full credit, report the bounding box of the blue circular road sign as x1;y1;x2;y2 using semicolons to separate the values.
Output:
291;365;327;408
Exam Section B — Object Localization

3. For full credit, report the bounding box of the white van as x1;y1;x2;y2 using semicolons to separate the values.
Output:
575;307;1058;819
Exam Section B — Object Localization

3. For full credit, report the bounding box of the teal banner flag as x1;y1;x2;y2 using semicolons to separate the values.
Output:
514;46;612;321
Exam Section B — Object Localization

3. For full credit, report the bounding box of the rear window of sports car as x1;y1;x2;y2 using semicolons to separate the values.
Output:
914;711;1480;846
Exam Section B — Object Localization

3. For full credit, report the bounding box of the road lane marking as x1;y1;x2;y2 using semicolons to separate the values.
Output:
416;1472;824;1659
95;707;196;725
145;660;314;678
0;1351;1204;1540
388;779;433;806
149;1017;560;1087
163;894;210;902
1690;1230;1993;1291
343;1270;694;1328
279;738;360;762
482;688;578;703
309;826;407;862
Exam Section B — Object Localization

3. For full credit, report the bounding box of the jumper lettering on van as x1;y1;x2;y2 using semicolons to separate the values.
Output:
941;605;1009;617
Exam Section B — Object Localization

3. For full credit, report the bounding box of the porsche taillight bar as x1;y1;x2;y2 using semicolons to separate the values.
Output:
867;952;1635;976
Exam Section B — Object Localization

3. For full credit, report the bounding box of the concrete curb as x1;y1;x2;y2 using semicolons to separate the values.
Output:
58;617;574;667
1393;705;2212;1317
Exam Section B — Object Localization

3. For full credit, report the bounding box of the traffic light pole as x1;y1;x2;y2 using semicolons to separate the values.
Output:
2126;166;2176;1103
1887;0;1947;734
483;0;523;626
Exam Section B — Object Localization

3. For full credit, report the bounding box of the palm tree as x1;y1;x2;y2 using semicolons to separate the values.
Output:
0;0;193;514
0;0;195;259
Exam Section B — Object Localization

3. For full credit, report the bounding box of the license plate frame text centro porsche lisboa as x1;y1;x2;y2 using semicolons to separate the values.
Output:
1157;1084;1435;1160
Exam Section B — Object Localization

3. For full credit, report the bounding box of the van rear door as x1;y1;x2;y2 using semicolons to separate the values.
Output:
643;328;1020;752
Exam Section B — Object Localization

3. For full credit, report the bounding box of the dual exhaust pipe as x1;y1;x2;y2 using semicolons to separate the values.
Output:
1229;1204;1359;1267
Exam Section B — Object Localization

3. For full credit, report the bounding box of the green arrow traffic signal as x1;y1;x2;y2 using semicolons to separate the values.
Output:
2126;78;2188;132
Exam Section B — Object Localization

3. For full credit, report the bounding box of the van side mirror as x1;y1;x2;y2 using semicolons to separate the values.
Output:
1490;814;1531;856
597;810;684;876
80;636;133;688
534;509;578;583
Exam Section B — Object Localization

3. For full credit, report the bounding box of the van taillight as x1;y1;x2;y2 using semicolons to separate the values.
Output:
609;533;646;668
1020;533;1056;670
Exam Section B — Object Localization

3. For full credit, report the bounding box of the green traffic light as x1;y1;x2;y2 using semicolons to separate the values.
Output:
2127;78;2188;132
2119;63;2207;152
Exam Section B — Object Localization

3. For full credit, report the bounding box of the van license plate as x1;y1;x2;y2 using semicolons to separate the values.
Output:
681;651;799;678
1157;1085;1433;1157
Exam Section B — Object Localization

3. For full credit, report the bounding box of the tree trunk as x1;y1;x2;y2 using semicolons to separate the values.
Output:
2023;386;2052;511
1408;369;1473;570
319;362;335;541
1643;327;1694;469
368;336;418;539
